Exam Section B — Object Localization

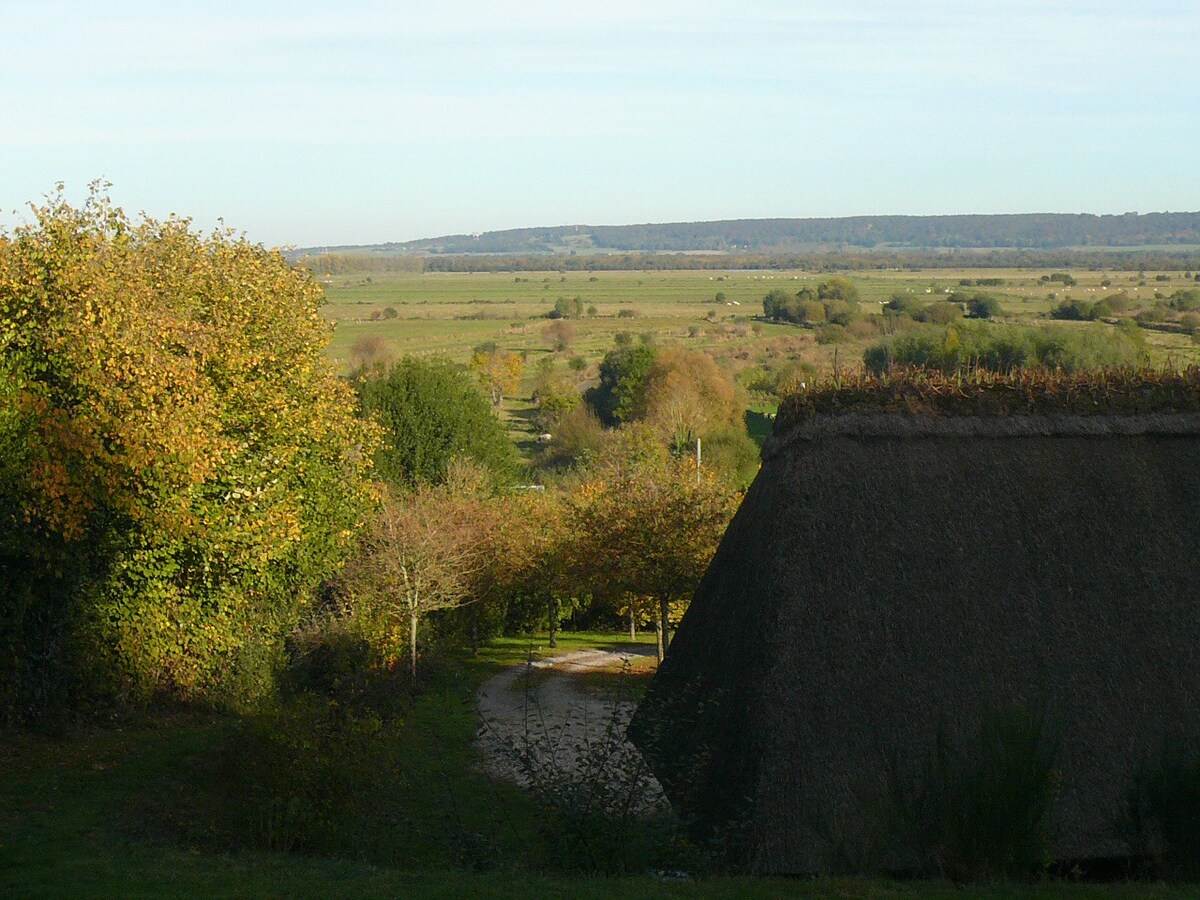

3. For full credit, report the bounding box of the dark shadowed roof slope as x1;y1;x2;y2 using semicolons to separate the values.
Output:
630;372;1200;874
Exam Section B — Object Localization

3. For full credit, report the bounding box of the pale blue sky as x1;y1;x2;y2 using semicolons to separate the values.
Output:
3;0;1197;247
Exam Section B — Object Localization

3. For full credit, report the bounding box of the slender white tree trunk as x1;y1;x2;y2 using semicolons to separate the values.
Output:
410;610;418;682
659;597;671;656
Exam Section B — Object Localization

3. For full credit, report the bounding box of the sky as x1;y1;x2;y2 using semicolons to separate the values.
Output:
2;0;1198;247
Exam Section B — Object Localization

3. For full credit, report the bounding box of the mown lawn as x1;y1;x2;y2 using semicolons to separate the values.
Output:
3;632;1198;898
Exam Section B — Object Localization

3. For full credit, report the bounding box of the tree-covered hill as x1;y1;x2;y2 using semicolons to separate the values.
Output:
313;212;1200;256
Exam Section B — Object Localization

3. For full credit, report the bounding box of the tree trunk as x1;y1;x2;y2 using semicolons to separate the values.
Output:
659;597;671;656
629;606;637;642
654;615;663;663
410;611;419;683
548;595;559;649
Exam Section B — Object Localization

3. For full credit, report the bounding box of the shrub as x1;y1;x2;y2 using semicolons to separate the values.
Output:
916;302;964;325
1051;297;1093;321
863;322;1145;377
965;294;1004;319
884;294;924;317
823;300;859;327
815;324;851;344
699;426;761;487
848;318;881;340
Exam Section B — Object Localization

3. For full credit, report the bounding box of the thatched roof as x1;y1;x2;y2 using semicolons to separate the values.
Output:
630;406;1200;874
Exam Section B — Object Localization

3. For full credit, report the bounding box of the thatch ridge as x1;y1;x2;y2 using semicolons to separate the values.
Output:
762;411;1200;459
774;367;1200;435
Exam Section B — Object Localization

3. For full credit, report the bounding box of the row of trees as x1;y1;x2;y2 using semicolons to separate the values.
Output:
343;355;745;675
339;452;738;675
863;321;1147;376
0;192;748;721
761;276;862;325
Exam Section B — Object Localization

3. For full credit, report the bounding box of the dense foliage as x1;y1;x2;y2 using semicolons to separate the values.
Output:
354;356;520;488
862;322;1146;377
761;277;862;325
0;191;378;720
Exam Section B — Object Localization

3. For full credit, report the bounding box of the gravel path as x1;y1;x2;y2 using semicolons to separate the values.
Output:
474;646;665;810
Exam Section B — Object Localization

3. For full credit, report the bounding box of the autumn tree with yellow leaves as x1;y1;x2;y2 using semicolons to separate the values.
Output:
569;443;739;661
470;347;524;406
0;188;378;719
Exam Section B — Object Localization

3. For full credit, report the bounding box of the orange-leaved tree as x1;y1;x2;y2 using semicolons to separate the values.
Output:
0;187;379;718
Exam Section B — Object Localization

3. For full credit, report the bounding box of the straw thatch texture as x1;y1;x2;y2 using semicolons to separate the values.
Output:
629;413;1200;874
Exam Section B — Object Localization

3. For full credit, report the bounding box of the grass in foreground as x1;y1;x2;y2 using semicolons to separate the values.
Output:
2;632;1198;898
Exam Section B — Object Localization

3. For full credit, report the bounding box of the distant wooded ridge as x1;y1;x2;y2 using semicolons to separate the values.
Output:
309;213;1200;256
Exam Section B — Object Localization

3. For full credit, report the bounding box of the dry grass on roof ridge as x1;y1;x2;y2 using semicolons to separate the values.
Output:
776;365;1200;423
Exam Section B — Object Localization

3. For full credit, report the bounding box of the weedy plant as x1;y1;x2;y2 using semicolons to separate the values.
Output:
886;706;1061;881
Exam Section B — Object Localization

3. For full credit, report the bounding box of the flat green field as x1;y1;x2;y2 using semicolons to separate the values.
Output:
321;267;1200;371
320;267;1200;459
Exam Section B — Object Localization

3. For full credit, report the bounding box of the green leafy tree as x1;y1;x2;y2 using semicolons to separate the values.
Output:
817;275;860;304
355;357;519;488
584;344;659;426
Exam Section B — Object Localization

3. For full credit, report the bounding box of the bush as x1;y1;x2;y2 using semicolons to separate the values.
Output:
884;294;924;317
1051;297;1095;321
824;300;859;327
916;302;964;325
863;322;1146;376
815;324;851;344
965;294;1004;319
700;426;761;487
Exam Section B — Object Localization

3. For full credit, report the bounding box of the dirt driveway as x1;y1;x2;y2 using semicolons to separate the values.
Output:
474;646;665;808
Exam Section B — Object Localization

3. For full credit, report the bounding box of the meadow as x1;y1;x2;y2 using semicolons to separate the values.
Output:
321;266;1200;365
5;630;1199;899
318;265;1200;464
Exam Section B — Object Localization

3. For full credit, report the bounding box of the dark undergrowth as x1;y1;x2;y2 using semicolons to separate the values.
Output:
3;632;1200;898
